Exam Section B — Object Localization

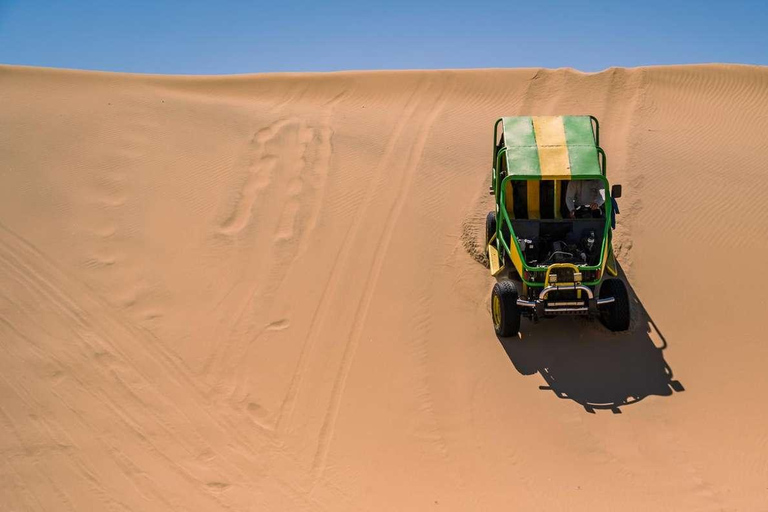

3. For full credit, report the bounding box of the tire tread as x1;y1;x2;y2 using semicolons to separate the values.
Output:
599;279;630;331
492;281;521;337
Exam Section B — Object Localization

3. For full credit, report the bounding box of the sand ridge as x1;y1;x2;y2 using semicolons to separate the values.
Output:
1;63;768;510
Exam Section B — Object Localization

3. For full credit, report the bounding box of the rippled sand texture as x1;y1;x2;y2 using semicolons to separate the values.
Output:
2;64;768;511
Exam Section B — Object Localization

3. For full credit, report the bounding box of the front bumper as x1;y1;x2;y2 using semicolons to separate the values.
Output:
516;284;614;316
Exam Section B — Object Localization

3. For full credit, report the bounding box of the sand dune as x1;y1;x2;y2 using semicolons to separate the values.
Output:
1;63;768;510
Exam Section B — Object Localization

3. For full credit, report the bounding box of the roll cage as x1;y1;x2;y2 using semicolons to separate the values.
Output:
489;116;619;288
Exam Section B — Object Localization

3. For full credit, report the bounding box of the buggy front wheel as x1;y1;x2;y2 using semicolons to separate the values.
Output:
491;281;521;337
599;278;630;331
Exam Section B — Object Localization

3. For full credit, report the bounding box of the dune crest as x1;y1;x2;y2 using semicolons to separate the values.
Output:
2;64;768;510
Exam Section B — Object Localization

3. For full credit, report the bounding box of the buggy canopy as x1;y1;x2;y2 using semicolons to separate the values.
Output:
497;116;603;179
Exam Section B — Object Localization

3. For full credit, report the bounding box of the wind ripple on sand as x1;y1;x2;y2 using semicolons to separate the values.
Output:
2;64;768;511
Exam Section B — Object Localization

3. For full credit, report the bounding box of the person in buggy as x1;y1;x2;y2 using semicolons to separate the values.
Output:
566;179;605;218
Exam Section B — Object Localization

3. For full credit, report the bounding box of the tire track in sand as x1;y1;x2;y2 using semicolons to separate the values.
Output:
274;80;432;435
309;79;453;487
0;223;296;510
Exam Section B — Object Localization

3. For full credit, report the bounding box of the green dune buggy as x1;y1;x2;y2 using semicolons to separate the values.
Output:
486;115;630;336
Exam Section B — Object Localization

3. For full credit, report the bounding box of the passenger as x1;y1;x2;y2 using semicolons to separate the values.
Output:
566;179;605;218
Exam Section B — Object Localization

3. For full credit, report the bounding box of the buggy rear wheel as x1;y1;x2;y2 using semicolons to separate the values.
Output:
491;281;521;337
599;279;630;331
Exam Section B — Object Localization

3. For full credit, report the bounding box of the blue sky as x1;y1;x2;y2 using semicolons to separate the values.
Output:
1;0;767;74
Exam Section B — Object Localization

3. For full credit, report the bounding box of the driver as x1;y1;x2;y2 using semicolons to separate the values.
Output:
566;179;605;218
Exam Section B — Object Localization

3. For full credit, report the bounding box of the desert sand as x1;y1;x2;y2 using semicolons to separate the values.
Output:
1;63;768;511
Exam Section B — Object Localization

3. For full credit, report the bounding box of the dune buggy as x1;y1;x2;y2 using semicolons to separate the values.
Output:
486;115;630;336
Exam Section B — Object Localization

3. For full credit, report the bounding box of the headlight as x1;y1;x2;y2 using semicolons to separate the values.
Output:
549;274;557;283
573;272;582;282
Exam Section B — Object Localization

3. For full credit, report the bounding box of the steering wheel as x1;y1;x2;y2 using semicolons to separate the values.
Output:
573;204;600;219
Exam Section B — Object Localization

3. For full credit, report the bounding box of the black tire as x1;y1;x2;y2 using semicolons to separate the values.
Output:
485;211;497;249
599;279;630;331
492;281;521;337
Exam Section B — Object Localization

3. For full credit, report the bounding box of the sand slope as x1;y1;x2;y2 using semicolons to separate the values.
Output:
1;64;768;511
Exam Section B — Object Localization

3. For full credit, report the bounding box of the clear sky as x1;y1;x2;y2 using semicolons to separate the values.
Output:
1;0;767;74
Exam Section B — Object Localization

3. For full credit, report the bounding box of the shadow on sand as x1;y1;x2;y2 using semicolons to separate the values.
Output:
498;267;684;413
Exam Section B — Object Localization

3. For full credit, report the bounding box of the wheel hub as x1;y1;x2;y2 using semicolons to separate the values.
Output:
492;294;501;328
